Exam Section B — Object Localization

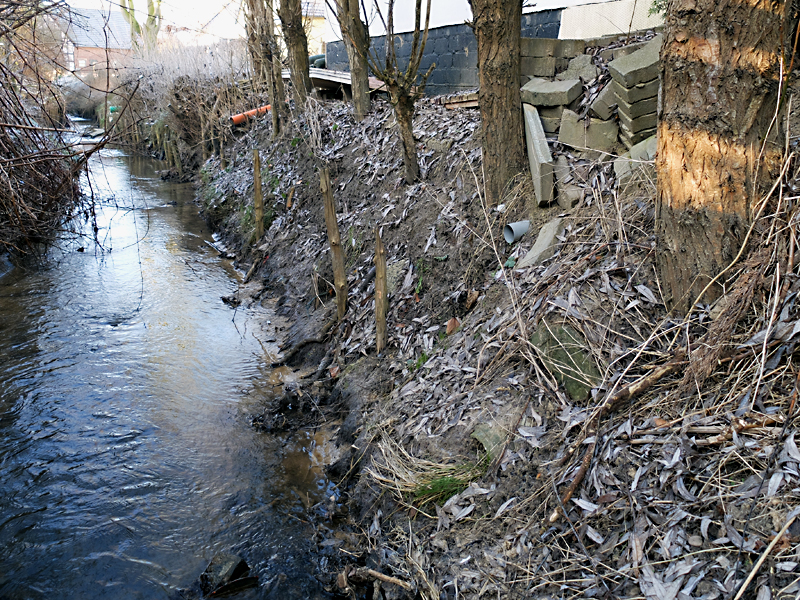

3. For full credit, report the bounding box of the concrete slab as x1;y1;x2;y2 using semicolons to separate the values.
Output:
612;77;659;104
619;109;657;134
614;134;657;180
521;37;585;59
620;122;657;148
539;105;565;119
558;108;619;154
516;217;564;269
608;34;662;88
523;104;555;207
554;155;582;209
617;95;657;119
521;56;557;78
556;53;598;82
530;320;601;401
589;83;617;120
521;78;582;107
597;39;650;62
540;115;561;134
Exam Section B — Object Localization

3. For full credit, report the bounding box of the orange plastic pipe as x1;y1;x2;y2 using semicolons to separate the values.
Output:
230;104;271;125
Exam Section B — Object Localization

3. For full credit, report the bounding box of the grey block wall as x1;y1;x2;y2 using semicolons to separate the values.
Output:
326;9;562;96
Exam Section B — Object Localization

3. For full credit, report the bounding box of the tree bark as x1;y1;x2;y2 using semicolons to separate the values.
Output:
469;0;525;207
265;1;286;136
335;0;371;121
277;0;313;107
391;88;419;183
656;0;792;311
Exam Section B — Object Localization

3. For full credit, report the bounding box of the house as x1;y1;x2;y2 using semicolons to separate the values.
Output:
324;0;663;96
63;8;132;87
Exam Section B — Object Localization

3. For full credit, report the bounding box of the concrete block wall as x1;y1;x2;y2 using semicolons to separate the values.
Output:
325;9;561;96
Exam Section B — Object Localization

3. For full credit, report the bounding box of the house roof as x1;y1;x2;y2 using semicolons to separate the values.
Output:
66;8;132;50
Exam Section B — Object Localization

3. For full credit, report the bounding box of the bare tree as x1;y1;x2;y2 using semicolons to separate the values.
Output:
331;0;371;120
243;0;286;136
368;0;434;183
469;0;525;206
655;0;794;311
277;0;313;107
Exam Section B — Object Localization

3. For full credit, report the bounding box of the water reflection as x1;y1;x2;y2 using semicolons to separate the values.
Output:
0;150;330;599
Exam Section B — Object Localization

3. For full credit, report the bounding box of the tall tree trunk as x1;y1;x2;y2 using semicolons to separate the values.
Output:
391;88;419;183
335;0;371;121
266;2;286;135
278;0;313;107
656;0;791;311
469;0;525;207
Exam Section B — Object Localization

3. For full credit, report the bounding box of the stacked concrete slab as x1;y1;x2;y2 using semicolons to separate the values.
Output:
608;35;661;148
521;38;585;81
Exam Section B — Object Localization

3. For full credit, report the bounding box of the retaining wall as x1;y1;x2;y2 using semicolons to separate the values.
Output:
325;10;562;97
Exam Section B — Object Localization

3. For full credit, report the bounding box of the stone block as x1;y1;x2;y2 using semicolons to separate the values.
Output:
516;217;564;269
520;37;586;59
540;115;561;134
523;104;554;207
612;78;659;105
539;105;565;119
589;84;616;120
617;95;657;119
608;34;662;88
619;110;657;134
530;320;601;401
619;123;657;148
521;37;559;57
556;53;598;82
614;134;657;180
554;155;582;209
521;56;557;78
521;78;582;107
558;108;619;154
597;39;650;63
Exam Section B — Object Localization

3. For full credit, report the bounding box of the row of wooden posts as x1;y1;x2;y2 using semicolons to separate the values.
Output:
253;149;389;353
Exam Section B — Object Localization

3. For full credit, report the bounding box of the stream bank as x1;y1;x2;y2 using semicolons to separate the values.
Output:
194;71;800;600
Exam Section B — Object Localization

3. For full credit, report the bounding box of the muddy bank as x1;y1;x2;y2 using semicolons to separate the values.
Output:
196;80;800;600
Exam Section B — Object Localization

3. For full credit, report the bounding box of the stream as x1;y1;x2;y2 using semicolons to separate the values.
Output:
0;149;333;599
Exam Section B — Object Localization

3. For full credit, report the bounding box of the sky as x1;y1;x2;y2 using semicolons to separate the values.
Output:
67;0;247;41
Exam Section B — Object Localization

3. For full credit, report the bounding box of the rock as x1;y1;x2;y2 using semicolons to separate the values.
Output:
522;104;554;207
556;54;598;82
386;259;409;295
516;217;563;269
531;321;601;401
554;156;582;209
607;35;662;88
426;138;453;152
612;77;659;104
520;78;582;107
588;84;617;120
199;553;251;595
558;108;618;156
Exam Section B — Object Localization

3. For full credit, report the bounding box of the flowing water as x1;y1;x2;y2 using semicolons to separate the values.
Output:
0;150;333;599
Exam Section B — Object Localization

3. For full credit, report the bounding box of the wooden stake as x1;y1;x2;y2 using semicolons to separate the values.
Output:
253;149;264;240
320;167;347;320
374;227;388;354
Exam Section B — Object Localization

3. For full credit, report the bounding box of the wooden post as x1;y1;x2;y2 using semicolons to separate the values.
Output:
320;167;347;320
253;149;264;240
374;227;388;354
